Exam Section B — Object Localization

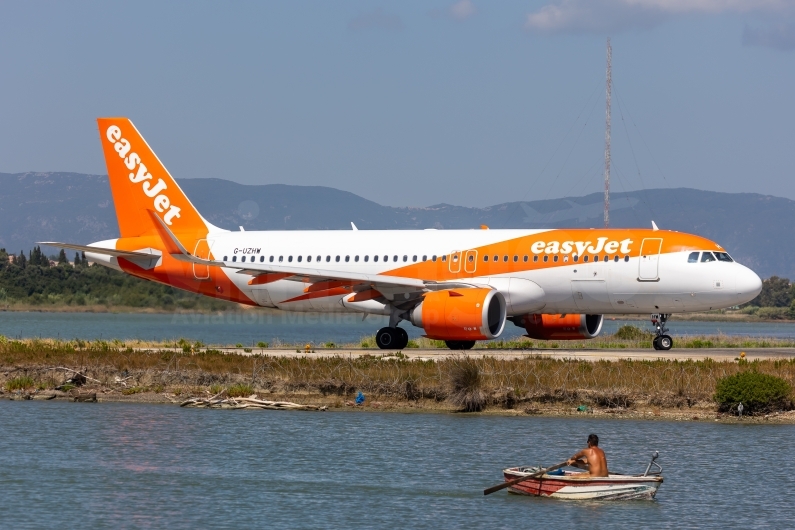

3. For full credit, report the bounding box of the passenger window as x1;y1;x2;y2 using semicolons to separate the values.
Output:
502;255;507;262
484;256;489;262
513;255;518;262
715;252;734;262
688;252;699;263
354;256;359;262
374;255;379;262
432;255;437;262
624;256;629;262
325;256;330;262
583;256;589;262
543;255;548;262
613;256;618;262
523;256;528;262
442;256;447;262
403;255;408;262
288;256;293;262
259;256;264;262
270;256;274;262
364;256;369;262
533;256;538;262
307;256;311;262
317;256;321;262
345;256;350;262
279;256;283;262
335;256;340;262
384;255;388;262
241;256;246;263
232;256;237;262
553;256;558;262
603;255;609;262
573;255;579;262
393;255;398;262
223;256;228;261
467;255;473;262
701;252;716;263
297;256;302;262
422;255;427;261
413;255;417;262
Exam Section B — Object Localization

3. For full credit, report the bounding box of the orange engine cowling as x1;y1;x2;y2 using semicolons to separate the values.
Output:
410;289;506;341
516;313;603;340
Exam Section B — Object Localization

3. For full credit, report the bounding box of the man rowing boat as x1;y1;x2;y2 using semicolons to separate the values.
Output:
566;434;609;478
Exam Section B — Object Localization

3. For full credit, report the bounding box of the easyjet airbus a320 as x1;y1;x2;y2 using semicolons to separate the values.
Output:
44;118;763;351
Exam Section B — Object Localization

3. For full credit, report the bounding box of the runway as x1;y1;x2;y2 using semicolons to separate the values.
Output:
203;347;795;362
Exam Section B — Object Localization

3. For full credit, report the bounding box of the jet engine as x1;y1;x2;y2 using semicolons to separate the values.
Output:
410;288;506;341
514;313;603;340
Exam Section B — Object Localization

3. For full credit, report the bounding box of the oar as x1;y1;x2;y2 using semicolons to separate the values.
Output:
483;461;568;496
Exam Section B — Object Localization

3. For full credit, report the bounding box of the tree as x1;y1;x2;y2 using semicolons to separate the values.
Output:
17;250;27;269
74;252;81;268
750;276;792;308
57;249;69;265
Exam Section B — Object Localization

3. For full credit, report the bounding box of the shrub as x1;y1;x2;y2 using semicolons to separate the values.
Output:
257;341;269;348
756;307;789;321
714;371;792;414
446;357;486;412
613;325;653;341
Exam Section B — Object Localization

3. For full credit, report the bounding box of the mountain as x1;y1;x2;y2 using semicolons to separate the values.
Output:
0;172;791;279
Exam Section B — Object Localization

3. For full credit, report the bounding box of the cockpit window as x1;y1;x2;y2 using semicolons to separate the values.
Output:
715;252;734;262
700;252;716;263
688;252;699;263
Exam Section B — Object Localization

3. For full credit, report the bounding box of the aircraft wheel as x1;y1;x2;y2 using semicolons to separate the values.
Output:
445;340;476;350
395;327;409;349
658;335;673;350
376;327;398;349
652;336;661;350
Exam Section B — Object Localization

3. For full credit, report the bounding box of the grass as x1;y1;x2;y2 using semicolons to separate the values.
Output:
6;375;35;391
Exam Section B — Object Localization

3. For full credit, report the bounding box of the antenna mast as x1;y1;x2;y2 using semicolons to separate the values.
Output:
604;37;612;228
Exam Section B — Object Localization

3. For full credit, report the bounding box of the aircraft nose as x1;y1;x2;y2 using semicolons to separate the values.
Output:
735;265;762;305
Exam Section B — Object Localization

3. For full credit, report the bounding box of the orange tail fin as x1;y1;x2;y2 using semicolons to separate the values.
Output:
97;118;212;240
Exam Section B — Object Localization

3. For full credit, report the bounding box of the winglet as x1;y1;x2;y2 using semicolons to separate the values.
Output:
351;222;358;231
651;221;659;231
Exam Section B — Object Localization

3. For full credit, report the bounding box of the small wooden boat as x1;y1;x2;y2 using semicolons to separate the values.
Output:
503;453;663;501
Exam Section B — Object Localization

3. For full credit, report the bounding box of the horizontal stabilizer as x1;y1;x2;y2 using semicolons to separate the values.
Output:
39;242;162;270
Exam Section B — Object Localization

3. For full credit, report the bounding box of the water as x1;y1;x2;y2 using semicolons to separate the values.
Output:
0;401;792;529
1;311;794;346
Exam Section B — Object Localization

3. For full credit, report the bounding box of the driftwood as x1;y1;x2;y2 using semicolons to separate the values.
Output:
180;395;326;411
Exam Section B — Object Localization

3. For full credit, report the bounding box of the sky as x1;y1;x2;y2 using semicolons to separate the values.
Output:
1;0;794;208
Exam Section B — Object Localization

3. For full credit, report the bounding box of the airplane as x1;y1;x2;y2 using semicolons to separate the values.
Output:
43;118;763;351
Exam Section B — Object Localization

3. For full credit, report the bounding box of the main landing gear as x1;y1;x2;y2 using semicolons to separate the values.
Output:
651;314;673;351
376;327;409;350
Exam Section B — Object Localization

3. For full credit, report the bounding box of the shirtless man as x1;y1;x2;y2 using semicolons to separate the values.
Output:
566;434;609;478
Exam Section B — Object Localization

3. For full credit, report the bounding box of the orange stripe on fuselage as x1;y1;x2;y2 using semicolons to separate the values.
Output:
382;229;721;282
115;235;256;306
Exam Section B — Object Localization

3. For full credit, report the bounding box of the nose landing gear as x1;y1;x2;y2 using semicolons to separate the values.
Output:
376;326;409;350
651;314;673;350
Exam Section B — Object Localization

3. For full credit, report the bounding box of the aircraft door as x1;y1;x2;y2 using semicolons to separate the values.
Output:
638;238;662;281
464;250;478;274
449;251;462;273
193;239;212;280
